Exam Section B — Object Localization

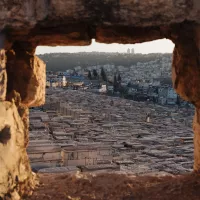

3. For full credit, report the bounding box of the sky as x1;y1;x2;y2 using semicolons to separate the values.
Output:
36;39;174;55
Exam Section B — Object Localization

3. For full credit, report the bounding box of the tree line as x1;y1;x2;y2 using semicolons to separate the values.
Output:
88;68;108;82
88;67;127;96
38;52;172;71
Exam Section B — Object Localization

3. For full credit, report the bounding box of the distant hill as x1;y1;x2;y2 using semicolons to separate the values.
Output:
37;52;172;72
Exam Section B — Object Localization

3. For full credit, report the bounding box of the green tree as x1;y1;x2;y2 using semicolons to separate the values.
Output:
117;74;122;82
176;95;180;106
101;67;107;81
88;70;92;80
113;75;118;92
127;82;131;87
93;69;98;79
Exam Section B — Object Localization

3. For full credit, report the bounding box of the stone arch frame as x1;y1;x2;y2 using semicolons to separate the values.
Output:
0;0;200;199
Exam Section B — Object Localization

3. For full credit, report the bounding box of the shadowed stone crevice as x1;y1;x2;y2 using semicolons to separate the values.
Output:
6;48;46;107
0;125;11;145
0;0;200;199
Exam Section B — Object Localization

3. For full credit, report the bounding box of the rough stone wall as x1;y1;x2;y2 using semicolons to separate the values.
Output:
0;0;200;199
0;43;45;199
169;24;200;172
0;0;200;46
0;101;35;199
6;49;46;107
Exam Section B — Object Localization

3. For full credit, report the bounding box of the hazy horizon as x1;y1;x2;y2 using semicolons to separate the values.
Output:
36;39;174;55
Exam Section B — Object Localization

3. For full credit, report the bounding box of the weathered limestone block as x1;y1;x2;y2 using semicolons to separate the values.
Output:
171;25;200;171
172;25;200;106
1;0;200;30
0;0;200;47
9;90;30;148
0;101;35;198
6;50;46;107
193;28;200;171
193;109;200;172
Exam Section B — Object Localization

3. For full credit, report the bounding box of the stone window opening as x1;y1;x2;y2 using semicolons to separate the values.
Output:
0;1;200;199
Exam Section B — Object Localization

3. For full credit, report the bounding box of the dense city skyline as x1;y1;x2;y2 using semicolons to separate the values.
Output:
36;39;174;55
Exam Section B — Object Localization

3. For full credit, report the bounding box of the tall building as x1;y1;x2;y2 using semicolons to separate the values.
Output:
131;48;135;54
127;48;130;54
